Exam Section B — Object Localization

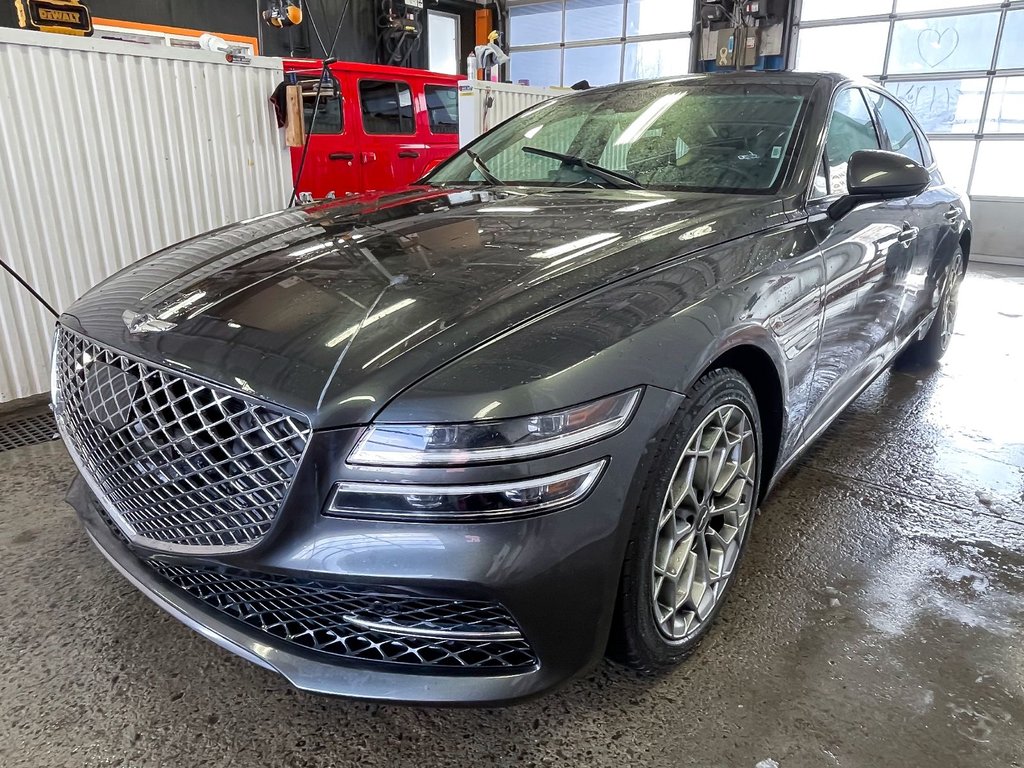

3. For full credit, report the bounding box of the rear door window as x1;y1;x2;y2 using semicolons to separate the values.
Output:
360;80;415;135
867;91;925;166
425;85;459;134
824;88;882;195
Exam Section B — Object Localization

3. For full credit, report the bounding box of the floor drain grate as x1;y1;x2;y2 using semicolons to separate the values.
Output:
0;411;59;453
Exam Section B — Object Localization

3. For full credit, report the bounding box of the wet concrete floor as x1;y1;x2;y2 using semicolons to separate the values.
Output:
1;264;1022;767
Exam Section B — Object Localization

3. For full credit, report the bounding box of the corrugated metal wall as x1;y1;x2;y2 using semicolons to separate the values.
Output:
0;29;291;403
458;80;562;146
476;82;561;133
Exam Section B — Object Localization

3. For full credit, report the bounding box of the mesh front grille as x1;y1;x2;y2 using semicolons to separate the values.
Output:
53;326;310;552
149;562;537;671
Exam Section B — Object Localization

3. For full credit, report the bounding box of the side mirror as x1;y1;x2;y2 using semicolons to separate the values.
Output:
827;149;930;220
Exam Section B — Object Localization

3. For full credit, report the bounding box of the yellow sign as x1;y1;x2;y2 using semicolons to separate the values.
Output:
24;0;93;36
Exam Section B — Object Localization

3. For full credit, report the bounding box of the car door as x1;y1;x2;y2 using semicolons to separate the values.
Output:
801;86;918;440
290;69;364;199
867;88;961;339
358;78;425;192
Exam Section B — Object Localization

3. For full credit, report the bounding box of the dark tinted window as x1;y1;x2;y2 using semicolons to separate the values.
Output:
301;76;343;134
360;80;415;135
868;91;925;165
825;88;881;195
425;85;459;134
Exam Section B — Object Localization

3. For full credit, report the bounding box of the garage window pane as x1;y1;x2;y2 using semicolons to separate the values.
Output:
565;0;624;42
985;77;1024;134
897;0;997;11
510;2;563;46
624;38;689;81
510;48;562;87
997;10;1024;70
930;139;974;194
889;13;999;75
564;44;622;87
627;0;692;36
886;79;985;134
800;0;893;21
971;141;1024;197
796;23;889;77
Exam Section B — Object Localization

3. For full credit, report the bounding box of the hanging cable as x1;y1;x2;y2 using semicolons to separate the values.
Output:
287;56;334;207
302;0;328;54
327;0;352;57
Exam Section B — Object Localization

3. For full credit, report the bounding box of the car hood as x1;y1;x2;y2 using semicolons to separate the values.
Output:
62;185;784;427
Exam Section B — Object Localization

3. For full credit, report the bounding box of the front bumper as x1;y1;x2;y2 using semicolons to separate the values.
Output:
64;386;681;705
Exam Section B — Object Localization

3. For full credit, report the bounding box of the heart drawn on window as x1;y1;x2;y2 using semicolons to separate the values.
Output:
917;27;959;68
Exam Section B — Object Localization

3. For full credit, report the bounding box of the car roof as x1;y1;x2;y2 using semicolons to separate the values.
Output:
574;70;865;95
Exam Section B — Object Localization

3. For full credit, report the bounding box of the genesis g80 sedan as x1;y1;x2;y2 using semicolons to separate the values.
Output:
54;72;971;704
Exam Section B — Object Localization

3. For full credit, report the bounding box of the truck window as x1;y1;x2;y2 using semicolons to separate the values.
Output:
424;85;458;134
360;80;415;135
301;76;343;134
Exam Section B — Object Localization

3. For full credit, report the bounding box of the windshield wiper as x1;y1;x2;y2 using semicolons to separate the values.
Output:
522;146;643;189
464;149;504;186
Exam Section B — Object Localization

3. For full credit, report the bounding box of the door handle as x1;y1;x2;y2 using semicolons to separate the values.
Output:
944;206;962;223
361;152;377;163
897;225;919;248
328;152;354;161
398;150;420;159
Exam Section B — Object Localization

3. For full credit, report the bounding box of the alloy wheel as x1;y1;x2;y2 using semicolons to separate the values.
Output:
651;404;757;642
940;254;965;350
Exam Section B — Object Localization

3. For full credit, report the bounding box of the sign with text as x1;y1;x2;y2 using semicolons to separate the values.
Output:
23;0;93;36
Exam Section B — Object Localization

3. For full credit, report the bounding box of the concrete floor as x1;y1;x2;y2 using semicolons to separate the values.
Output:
1;265;1023;768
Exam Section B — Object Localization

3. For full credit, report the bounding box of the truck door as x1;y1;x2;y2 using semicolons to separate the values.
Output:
358;78;425;191
290;71;363;198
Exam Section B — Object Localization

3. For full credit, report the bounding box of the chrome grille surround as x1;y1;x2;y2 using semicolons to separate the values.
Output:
53;326;311;554
148;562;538;671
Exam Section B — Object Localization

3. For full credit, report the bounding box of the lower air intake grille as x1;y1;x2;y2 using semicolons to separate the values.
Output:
53;326;310;552
148;562;537;671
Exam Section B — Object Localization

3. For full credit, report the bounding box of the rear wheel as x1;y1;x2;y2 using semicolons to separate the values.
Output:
897;249;965;367
611;368;761;671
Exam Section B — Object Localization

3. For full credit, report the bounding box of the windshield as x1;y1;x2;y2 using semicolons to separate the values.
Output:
425;82;809;193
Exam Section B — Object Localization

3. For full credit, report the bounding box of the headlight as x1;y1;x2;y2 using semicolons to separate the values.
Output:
325;459;607;522
348;388;641;467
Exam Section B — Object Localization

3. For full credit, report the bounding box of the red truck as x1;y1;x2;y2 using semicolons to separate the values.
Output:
282;60;463;199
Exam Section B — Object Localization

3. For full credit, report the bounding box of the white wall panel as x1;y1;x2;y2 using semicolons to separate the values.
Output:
458;81;563;146
0;28;290;403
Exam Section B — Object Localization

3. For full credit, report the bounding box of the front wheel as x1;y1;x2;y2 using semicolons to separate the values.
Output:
896;249;965;368
611;368;762;671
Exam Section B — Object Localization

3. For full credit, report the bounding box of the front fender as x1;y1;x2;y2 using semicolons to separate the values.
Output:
375;225;822;433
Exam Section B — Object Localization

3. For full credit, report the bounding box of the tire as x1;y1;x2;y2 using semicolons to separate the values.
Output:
610;367;763;672
896;248;965;368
